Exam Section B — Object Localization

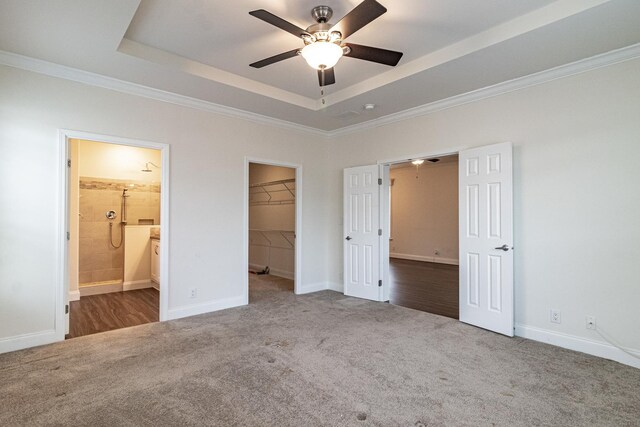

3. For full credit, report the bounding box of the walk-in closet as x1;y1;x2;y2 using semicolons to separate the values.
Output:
248;163;296;298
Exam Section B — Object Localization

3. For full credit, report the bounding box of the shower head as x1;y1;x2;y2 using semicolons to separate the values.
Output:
141;161;159;172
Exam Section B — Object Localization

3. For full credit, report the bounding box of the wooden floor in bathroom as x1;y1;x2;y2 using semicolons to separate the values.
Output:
66;288;159;339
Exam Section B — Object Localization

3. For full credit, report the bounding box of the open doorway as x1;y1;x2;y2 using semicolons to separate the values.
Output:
346;143;513;334
247;162;298;302
66;138;163;338
387;154;459;318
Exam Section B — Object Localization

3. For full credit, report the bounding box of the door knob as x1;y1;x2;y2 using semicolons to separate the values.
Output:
345;236;352;241
494;244;510;251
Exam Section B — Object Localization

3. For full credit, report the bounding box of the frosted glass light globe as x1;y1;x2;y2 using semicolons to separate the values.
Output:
301;41;343;70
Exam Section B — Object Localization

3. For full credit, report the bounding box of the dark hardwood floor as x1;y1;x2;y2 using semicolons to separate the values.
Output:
66;288;159;339
389;258;459;319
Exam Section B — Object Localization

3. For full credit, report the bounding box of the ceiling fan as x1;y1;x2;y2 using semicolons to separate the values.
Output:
249;0;403;87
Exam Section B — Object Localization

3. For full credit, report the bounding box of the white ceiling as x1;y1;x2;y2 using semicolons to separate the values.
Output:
391;154;458;169
1;0;639;132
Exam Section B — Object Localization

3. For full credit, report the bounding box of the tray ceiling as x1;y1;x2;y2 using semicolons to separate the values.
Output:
1;0;639;132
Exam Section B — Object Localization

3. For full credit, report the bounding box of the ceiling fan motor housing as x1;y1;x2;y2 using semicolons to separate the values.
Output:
304;6;342;45
311;6;333;23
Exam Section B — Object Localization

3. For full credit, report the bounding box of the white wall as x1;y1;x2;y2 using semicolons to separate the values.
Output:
390;159;458;264
77;138;161;183
249;163;296;279
0;65;329;352
327;58;640;365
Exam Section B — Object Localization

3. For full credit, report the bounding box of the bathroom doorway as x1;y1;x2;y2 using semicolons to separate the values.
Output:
64;134;168;338
245;160;302;303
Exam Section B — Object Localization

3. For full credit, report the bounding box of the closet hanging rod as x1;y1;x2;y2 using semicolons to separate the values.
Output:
249;200;295;206
249;229;295;249
248;178;295;188
249;178;295;204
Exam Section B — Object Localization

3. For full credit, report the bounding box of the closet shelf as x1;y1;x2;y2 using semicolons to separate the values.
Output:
249;229;295;249
249;178;295;206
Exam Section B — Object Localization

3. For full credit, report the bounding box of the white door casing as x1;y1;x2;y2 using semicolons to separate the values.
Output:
344;165;381;301
459;142;514;336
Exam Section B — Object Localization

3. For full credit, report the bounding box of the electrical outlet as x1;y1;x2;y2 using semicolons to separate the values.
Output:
586;316;596;330
550;309;561;324
189;287;197;299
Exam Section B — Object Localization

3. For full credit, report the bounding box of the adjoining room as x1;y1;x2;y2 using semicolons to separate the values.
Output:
388;155;459;318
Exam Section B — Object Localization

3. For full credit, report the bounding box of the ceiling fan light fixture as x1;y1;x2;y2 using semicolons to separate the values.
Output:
301;41;343;70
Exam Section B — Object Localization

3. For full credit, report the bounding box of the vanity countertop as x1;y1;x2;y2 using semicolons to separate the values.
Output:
149;227;160;240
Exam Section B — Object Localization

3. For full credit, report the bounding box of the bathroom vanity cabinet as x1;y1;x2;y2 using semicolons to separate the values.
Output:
151;239;160;285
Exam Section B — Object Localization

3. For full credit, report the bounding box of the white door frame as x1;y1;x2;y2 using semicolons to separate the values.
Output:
243;157;303;301
377;147;463;306
58;129;171;343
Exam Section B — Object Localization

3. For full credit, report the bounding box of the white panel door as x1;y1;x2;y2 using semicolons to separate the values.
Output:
344;165;381;301
459;142;514;336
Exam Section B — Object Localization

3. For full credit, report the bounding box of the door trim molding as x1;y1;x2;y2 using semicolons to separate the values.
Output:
58;129;171;341
243;158;303;301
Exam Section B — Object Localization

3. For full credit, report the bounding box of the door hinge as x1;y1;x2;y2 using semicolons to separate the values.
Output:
66;231;70;241
378;229;382;236
67;159;71;168
378;178;382;185
378;279;382;287
65;304;69;314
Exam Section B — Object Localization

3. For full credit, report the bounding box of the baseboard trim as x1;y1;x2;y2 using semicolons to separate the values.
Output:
79;280;154;296
68;290;80;302
296;282;329;294
0;329;59;354
123;280;154;291
79;281;123;297
328;282;343;292
390;253;459;265
249;263;294;280
166;295;246;321
515;324;640;369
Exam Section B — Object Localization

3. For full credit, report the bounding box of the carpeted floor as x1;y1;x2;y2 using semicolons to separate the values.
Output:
1;275;639;426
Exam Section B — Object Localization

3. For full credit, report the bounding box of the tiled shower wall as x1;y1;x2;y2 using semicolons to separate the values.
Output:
79;177;160;285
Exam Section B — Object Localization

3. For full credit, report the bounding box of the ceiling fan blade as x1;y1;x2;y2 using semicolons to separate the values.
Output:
250;49;299;68
344;43;403;66
318;68;336;87
249;9;310;39
330;0;387;40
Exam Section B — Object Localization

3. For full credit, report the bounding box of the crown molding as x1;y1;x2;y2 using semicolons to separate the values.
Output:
118;39;319;111
1;42;639;140
323;0;613;107
0;50;327;137
326;42;640;138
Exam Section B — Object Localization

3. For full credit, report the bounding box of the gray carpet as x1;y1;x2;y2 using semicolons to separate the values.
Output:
1;275;639;426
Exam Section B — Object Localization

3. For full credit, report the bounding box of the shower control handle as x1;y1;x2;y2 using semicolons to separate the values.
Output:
105;210;117;220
